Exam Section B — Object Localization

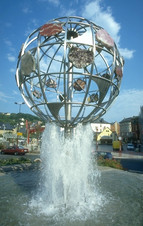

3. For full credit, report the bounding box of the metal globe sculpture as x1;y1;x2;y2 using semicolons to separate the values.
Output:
16;16;124;130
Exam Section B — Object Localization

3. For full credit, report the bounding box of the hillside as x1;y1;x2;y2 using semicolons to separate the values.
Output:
0;113;45;126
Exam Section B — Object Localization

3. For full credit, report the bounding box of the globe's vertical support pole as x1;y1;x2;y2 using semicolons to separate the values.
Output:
64;126;73;138
67;33;74;123
66;35;73;137
67;62;73;122
65;61;73;137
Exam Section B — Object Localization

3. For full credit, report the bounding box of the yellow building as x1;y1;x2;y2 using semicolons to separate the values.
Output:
97;127;113;144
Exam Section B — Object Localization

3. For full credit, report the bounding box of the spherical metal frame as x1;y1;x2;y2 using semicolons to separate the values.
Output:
16;16;124;129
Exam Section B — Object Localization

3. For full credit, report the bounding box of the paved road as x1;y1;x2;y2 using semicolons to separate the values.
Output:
95;144;143;159
1;144;143;173
93;144;143;173
120;159;143;173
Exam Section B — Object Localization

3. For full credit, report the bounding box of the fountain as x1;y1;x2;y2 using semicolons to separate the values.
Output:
11;16;136;224
1;158;143;225
30;123;106;222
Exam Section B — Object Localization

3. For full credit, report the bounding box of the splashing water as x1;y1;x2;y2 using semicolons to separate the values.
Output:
31;123;106;221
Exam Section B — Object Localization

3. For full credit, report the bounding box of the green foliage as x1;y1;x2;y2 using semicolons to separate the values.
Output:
0;112;45;126
97;157;123;170
0;143;4;149
0;157;32;166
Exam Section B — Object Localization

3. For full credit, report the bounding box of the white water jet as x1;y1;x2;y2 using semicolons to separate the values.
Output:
31;123;106;220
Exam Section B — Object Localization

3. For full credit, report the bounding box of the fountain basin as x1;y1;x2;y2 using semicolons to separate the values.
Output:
0;167;143;226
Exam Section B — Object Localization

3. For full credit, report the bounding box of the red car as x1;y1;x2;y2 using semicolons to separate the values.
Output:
1;145;29;155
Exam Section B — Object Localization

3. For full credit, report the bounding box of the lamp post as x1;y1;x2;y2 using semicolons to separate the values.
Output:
15;102;25;113
14;102;25;145
3;124;5;135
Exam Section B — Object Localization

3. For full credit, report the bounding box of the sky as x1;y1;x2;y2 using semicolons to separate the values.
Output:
0;0;143;123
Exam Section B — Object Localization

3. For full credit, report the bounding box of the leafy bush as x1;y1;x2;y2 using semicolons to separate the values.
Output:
0;157;32;166
0;143;4;149
97;156;123;170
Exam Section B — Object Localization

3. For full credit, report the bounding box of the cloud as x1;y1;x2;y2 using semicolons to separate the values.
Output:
4;40;12;47
81;0;134;60
22;7;32;14
81;1;120;41
10;68;15;73
119;48;135;59
5;22;12;27
104;89;143;122
59;7;76;17
7;53;16;62
24;19;40;36
38;0;60;6
12;90;19;95
0;91;13;102
4;39;16;63
4;39;16;54
48;0;60;6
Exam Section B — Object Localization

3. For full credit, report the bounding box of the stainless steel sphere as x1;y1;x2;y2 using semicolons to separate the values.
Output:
16;16;124;129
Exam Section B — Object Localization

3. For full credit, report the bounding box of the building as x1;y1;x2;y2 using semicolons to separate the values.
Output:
91;118;111;133
97;127;113;144
120;116;140;143
111;121;120;141
0;122;17;146
120;117;132;142
139;106;143;144
131;116;140;142
0;122;15;135
111;121;120;136
91;118;111;142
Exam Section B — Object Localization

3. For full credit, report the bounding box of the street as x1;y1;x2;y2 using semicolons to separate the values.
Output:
93;144;143;173
120;159;143;173
1;144;143;173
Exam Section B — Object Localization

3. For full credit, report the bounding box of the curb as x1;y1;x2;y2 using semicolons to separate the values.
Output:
0;163;40;173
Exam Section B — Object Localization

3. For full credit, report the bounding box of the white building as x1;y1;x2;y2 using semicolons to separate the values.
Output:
91;118;111;133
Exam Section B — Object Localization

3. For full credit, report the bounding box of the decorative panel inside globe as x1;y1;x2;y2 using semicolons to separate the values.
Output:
16;16;124;128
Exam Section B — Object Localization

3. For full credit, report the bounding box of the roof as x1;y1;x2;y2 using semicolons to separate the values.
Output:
92;118;110;124
0;122;14;130
119;116;138;124
119;117;132;123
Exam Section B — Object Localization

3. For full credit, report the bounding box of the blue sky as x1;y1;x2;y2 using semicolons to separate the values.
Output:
0;0;143;122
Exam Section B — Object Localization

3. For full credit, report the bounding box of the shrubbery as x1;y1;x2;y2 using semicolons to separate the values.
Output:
0;157;32;166
97;156;123;170
0;143;4;149
0;155;123;171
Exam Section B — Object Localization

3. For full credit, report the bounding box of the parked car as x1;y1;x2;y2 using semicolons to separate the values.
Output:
104;152;113;159
95;151;113;160
1;145;29;155
127;143;134;151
